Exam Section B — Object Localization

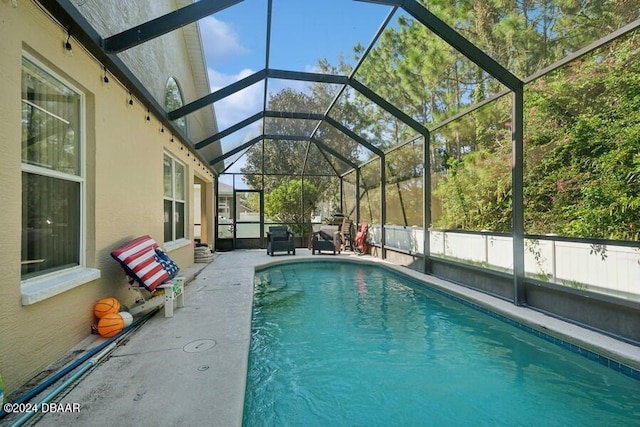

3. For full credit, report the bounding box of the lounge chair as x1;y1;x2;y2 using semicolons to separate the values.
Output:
267;226;296;256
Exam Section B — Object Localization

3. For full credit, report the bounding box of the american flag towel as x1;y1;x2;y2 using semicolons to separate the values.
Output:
111;235;179;291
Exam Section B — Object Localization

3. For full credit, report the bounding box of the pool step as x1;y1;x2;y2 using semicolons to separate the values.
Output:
254;268;303;307
281;268;301;288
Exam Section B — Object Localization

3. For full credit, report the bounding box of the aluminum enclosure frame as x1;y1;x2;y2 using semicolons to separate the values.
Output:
36;0;639;312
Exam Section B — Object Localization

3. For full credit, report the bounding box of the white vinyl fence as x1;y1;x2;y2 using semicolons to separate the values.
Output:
369;225;640;299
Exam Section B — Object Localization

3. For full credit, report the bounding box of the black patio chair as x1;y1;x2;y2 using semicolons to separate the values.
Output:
311;227;341;255
266;226;296;256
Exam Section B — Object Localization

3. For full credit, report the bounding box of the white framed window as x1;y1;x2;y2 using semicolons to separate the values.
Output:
21;55;85;280
164;153;186;243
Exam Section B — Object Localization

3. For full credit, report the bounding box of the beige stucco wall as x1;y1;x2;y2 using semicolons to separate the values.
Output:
0;1;215;395
71;0;217;144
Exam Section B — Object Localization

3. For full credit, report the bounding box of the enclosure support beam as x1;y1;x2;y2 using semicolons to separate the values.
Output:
349;79;428;137
355;168;361;227
209;135;262;167
309;140;343;177
423;134;431;274
380;154;387;259
339;178;344;217
102;0;242;53
311;138;358;169
265;111;325;120
196;111;264;149
197;110;326;150
214;179;219;250
169;69;268;120
512;87;526;305
267;69;349;85
397;0;522;92
324;117;384;157
264;0;273;70
301;175;306;244
308;5;397;144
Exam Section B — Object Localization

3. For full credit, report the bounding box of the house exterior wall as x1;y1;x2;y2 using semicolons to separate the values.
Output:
71;0;217;144
0;1;216;395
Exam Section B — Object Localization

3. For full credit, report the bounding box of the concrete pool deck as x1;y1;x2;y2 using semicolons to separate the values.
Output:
10;249;640;426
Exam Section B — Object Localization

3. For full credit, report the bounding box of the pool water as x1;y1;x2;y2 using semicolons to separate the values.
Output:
243;262;640;426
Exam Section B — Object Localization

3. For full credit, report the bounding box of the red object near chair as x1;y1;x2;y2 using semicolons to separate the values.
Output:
355;223;369;254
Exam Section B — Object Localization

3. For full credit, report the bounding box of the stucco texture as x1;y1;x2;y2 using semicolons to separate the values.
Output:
0;0;215;395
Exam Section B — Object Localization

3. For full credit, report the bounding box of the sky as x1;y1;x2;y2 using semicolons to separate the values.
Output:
198;0;395;132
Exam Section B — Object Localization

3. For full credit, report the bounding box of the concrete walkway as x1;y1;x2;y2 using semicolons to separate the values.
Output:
8;249;640;427
16;249;347;427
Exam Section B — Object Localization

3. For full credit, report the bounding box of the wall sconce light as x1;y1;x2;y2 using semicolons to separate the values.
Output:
128;92;133;106
161;124;165;133
103;67;109;84
170;134;174;142
146;109;150;121
64;34;72;52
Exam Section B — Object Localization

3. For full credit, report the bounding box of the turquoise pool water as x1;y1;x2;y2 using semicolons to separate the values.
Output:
243;262;640;426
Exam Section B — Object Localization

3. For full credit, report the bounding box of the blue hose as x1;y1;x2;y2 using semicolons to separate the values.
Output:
9;342;117;427
0;309;157;421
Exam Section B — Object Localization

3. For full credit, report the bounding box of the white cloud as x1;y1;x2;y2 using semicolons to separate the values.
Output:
304;63;321;74
200;16;248;64
209;68;264;130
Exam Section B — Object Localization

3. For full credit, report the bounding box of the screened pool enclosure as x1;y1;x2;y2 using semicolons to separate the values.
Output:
44;0;640;343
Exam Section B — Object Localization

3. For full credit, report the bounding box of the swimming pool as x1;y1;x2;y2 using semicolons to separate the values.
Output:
243;261;640;426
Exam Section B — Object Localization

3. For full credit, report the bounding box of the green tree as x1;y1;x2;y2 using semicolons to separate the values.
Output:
346;1;639;239
386;141;425;226
433;148;512;231
241;60;362;223
265;179;319;234
524;33;640;239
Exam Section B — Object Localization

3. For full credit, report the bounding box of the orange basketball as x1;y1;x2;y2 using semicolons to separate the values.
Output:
97;313;125;338
94;297;121;319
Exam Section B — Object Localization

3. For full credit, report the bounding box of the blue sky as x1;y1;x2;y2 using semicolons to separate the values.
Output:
199;0;394;130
